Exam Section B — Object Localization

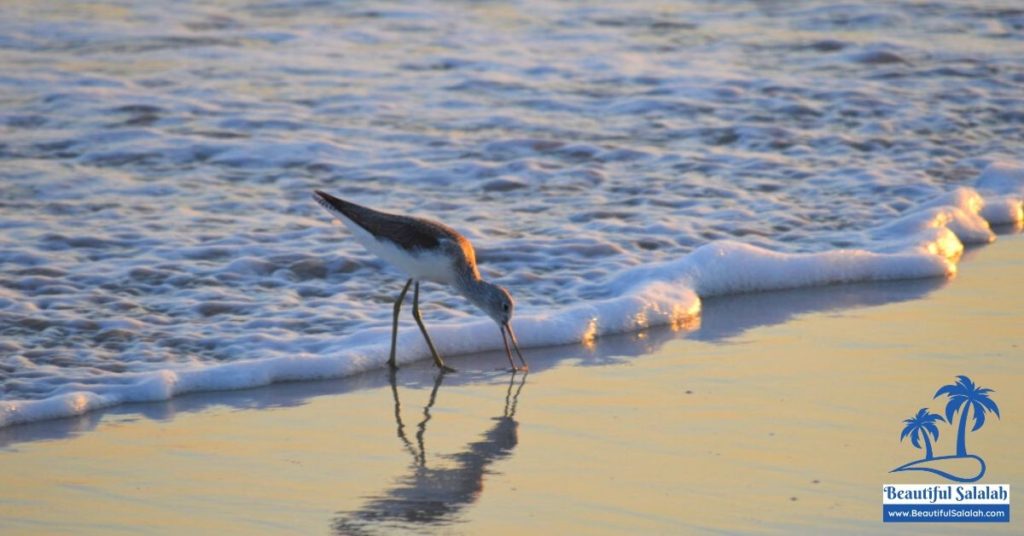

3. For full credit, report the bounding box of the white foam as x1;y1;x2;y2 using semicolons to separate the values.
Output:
977;162;1024;196
981;197;1024;226
976;162;1024;225
3;1;1024;428
3;170;1021;428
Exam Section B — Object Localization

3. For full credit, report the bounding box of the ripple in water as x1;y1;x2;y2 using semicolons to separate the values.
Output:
0;0;1023;426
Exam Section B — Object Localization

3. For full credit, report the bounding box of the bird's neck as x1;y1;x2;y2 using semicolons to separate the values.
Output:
454;270;485;295
455;272;492;310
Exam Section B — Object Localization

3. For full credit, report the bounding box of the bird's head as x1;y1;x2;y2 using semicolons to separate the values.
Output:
466;280;528;371
473;281;515;325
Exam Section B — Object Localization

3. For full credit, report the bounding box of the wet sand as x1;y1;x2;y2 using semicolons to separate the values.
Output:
1;232;1021;535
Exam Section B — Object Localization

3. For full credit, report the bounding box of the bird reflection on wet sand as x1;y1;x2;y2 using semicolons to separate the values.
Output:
333;372;526;534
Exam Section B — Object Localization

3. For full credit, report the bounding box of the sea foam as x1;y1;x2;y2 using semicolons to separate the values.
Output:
2;1;1024;428
1;165;1021;428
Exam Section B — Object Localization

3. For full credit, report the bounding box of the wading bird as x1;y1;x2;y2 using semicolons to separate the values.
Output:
313;191;527;372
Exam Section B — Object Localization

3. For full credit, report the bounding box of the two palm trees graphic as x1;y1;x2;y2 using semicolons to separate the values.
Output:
897;377;999;481
900;376;1000;460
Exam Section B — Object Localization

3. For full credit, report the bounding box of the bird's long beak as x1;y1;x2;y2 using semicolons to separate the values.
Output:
501;322;528;372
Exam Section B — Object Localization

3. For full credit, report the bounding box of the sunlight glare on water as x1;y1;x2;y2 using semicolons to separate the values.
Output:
0;0;1022;425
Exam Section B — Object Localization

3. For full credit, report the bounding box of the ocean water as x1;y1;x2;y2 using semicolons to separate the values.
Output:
1;1;1022;427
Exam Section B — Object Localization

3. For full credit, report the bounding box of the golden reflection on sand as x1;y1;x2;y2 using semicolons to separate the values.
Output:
0;235;1021;534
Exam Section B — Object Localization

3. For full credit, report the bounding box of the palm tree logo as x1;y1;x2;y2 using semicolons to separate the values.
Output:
899;408;944;460
891;375;1001;483
934;375;1000;457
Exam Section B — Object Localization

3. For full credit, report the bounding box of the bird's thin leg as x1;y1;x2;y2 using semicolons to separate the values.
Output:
388;279;413;370
412;282;455;372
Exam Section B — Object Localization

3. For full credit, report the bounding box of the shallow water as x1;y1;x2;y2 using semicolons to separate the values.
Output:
1;1;1023;425
1;234;1021;535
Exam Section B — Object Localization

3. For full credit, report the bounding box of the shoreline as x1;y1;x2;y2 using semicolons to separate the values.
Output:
3;218;1019;432
1;231;1017;445
1;234;1020;534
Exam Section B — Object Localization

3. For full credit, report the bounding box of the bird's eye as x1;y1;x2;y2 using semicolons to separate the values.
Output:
502;303;509;312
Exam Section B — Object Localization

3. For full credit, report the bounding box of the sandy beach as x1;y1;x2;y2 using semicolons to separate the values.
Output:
1;232;1019;535
3;1;1023;534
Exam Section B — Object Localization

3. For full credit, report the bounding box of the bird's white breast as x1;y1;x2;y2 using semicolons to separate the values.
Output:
336;215;457;285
